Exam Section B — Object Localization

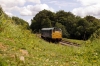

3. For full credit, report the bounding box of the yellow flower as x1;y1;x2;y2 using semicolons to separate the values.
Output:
93;60;97;63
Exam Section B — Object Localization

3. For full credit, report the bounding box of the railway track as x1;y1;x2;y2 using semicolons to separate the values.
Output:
59;40;81;47
36;34;81;47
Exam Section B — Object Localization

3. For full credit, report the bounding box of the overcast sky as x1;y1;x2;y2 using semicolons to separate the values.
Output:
0;0;100;25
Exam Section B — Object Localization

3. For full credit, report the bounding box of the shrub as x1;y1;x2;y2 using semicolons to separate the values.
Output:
90;28;100;40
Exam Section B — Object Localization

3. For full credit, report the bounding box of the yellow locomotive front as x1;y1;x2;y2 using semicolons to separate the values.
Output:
52;28;62;41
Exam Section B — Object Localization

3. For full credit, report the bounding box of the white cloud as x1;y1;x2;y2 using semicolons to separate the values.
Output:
0;0;41;12
77;0;100;6
20;4;54;16
4;6;20;12
0;0;55;25
32;4;54;12
27;19;32;25
0;0;26;8
72;0;100;18
49;1;77;8
27;0;41;4
0;0;54;16
0;0;41;8
0;0;26;14
5;12;13;17
20;5;33;16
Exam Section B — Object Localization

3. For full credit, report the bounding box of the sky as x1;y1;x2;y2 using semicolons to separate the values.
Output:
0;0;100;25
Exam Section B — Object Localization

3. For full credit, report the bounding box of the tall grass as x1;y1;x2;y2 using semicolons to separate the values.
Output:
0;11;100;65
0;21;100;66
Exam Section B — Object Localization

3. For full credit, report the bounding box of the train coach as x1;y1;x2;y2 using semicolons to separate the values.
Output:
41;27;62;42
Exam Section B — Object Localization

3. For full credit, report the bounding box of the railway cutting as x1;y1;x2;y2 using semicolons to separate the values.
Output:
59;40;81;47
36;34;81;47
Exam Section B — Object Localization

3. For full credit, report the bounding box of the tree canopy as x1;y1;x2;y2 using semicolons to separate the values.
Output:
30;10;100;40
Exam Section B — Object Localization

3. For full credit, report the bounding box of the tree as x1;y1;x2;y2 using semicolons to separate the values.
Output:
85;15;96;22
30;9;100;40
55;11;76;38
30;20;39;32
0;6;3;16
55;22;69;38
41;18;52;28
30;9;55;32
76;19;91;40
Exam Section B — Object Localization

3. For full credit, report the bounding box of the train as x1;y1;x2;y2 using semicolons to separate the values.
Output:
41;27;62;42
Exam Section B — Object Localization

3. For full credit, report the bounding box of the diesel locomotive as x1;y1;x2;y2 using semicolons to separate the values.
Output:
41;27;62;42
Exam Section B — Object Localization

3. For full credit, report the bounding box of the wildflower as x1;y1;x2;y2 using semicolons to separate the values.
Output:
20;56;25;63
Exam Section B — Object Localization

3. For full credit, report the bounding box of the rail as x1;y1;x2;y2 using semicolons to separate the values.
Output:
36;34;81;47
59;40;81;47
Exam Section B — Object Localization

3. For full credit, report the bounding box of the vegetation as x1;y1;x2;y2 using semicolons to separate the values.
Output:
12;16;29;29
90;28;100;40
30;10;100;40
0;6;100;66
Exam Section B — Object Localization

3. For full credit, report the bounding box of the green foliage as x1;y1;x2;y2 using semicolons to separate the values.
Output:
0;6;3;16
75;19;90;40
90;28;100;40
30;9;55;32
12;16;29;29
55;22;69;37
0;22;100;65
30;10;100;40
85;15;96;22
41;18;52;28
0;58;7;66
0;7;13;33
0;7;100;65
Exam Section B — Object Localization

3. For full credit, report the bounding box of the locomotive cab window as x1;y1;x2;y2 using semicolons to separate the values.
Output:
53;28;62;32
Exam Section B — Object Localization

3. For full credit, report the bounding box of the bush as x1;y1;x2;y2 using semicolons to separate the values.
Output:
90;28;100;40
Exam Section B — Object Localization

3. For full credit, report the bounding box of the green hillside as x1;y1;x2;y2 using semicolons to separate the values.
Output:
0;7;100;66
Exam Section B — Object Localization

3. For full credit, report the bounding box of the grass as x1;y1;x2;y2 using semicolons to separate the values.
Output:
0;22;100;66
63;38;86;45
0;14;100;66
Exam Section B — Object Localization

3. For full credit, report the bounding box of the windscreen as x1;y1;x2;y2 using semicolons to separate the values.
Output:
53;28;62;32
